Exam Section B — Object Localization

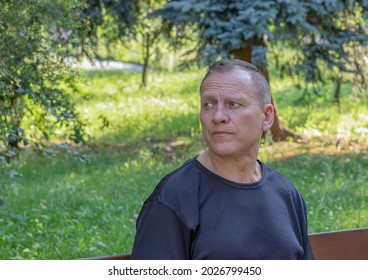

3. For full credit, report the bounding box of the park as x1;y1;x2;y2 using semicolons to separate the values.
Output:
0;0;367;260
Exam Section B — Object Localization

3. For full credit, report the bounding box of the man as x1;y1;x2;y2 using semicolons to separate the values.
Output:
131;59;314;259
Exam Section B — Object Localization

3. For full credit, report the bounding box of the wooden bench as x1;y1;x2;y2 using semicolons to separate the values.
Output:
85;227;368;260
309;227;368;260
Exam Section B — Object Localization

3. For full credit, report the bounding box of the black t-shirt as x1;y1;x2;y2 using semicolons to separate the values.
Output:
131;157;314;260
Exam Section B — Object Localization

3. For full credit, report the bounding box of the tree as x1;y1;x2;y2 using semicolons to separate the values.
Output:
80;0;140;44
81;0;165;87
135;0;166;87
153;0;368;140
0;0;90;174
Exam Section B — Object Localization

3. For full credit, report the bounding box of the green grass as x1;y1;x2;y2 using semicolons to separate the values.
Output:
272;78;368;141
75;70;202;146
1;69;367;259
0;152;180;259
265;153;368;233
